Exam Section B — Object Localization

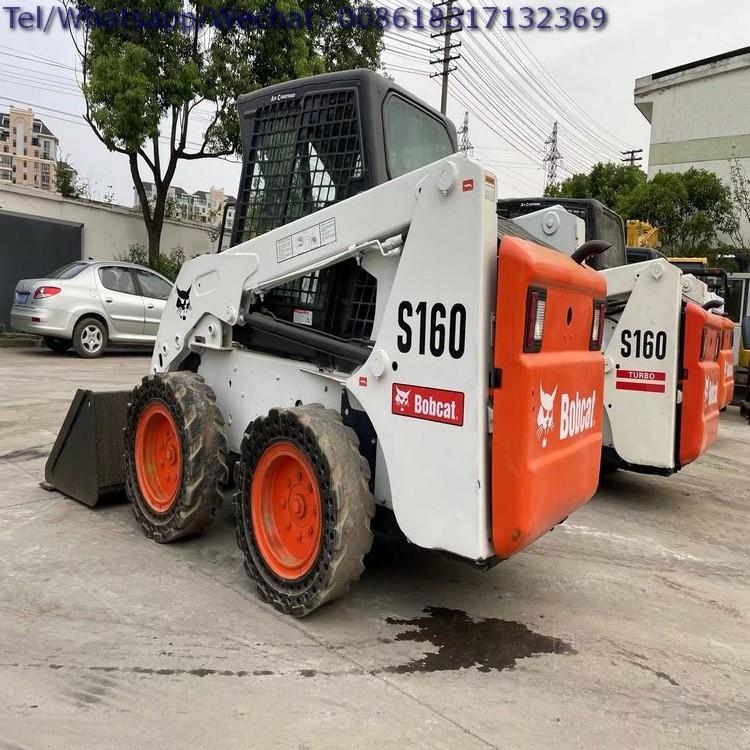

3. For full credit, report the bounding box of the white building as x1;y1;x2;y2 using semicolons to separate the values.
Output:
133;183;235;230
634;46;750;238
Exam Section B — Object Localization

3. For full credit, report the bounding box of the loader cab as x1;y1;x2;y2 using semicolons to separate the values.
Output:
229;69;457;357
496;198;627;271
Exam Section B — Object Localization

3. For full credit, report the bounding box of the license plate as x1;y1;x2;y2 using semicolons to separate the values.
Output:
17;293;29;304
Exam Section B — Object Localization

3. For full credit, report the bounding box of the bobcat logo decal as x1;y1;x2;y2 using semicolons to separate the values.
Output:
175;285;192;320
536;382;557;448
394;386;411;412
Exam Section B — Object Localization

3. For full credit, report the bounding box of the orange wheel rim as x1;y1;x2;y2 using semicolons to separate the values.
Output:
251;441;322;580
134;401;182;513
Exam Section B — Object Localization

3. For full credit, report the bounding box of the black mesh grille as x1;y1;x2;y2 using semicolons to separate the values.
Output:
236;89;364;242
344;268;378;338
265;270;330;313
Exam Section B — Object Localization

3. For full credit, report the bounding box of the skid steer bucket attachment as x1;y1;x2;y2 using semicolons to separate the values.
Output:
43;389;131;507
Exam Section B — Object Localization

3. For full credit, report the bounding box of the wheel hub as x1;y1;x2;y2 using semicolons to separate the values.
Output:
251;442;322;580
134;401;182;513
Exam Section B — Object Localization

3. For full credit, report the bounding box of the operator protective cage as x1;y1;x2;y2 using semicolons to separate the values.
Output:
228;69;458;348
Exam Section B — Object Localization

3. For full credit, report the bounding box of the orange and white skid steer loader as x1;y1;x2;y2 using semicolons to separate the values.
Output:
509;204;721;475
45;70;606;616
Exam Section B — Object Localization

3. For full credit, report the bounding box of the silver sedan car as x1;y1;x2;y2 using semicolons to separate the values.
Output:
10;261;173;358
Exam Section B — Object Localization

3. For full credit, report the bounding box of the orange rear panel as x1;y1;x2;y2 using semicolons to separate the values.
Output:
679;303;721;466
491;236;606;559
718;316;735;408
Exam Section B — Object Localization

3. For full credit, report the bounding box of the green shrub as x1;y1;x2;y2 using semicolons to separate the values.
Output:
116;244;187;282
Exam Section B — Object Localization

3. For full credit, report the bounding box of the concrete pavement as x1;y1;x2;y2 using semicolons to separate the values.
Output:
0;347;748;749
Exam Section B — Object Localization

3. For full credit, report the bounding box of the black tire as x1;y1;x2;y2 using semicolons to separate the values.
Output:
72;317;108;358
44;336;71;353
125;372;228;543
236;405;375;617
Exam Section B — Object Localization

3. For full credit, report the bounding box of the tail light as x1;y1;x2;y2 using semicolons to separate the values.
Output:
524;287;546;353
590;300;606;351
699;328;708;362
34;286;61;299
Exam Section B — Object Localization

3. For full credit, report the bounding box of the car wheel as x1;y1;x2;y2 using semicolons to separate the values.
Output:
44;337;71;353
73;317;108;358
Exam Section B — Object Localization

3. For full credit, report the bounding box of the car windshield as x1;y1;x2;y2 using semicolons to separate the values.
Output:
47;262;88;280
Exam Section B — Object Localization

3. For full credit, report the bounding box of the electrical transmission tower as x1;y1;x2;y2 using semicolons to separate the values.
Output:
429;0;462;115
543;122;562;190
457;112;473;157
621;149;644;166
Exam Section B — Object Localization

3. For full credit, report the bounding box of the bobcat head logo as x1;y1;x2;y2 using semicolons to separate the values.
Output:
536;382;558;448
394;386;411;412
175;285;191;320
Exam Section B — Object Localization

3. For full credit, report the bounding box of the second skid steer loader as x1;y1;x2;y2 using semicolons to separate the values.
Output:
46;70;607;616
511;204;720;475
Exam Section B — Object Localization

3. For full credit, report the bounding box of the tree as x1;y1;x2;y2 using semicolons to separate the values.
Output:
618;169;735;257
70;0;383;265
55;155;90;199
726;149;750;270
545;162;646;214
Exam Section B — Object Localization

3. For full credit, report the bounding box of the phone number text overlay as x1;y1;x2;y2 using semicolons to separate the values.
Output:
3;5;609;33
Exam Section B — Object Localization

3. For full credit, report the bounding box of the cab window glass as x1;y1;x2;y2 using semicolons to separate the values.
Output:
726;279;746;323
135;269;172;300
99;266;136;295
385;96;454;178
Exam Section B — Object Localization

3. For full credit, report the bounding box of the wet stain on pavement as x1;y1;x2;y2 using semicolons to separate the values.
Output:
385;606;575;673
0;445;49;462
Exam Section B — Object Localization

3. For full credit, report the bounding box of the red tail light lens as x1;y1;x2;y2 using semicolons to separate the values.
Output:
524;287;547;353
34;286;61;299
590;300;606;351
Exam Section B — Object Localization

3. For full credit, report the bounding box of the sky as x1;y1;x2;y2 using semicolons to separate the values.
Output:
1;0;749;205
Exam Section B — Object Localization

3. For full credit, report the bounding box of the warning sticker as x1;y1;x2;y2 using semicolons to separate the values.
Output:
484;174;496;201
293;308;313;326
276;218;337;263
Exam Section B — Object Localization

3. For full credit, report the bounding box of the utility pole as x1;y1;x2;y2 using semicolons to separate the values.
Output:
429;0;462;115
543;121;562;190
621;149;643;166
457;111;473;157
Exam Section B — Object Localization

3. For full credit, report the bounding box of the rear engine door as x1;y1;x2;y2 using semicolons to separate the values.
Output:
491;235;606;559
679;303;721;466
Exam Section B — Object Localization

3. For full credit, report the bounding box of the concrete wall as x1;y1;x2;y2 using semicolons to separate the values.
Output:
0;182;224;261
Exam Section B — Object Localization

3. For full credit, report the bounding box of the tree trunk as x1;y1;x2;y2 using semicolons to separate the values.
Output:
147;222;163;267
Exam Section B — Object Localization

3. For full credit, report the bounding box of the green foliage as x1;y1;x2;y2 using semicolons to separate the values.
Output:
116;243;187;281
725;150;750;270
56;162;79;198
75;0;384;262
545;163;646;214
618;169;734;257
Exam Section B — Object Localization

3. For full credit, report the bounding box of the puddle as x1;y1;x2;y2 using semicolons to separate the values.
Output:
385;606;575;673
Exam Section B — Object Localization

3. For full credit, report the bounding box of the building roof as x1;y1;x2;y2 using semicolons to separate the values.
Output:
653;46;750;81
0;111;56;139
192;190;209;199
